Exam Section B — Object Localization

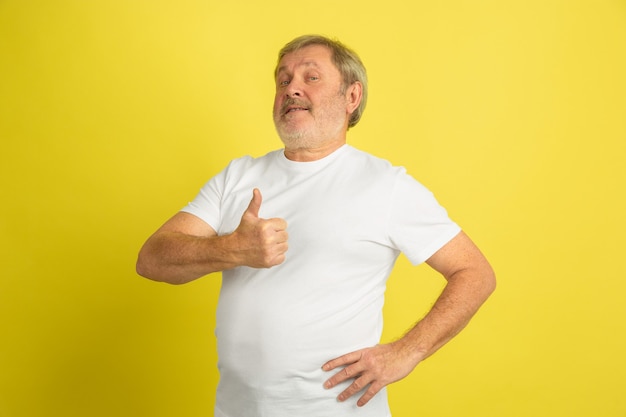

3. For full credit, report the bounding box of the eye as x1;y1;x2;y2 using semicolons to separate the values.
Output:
308;75;320;81
278;79;290;86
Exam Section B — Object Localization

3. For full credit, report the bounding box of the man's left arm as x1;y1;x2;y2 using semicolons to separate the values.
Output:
322;231;496;407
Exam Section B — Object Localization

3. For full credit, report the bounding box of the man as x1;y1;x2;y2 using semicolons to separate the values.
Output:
137;34;496;417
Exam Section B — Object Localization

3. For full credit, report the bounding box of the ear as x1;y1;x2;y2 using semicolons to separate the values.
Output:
344;81;363;115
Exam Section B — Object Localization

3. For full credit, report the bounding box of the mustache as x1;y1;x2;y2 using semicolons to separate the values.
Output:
281;98;311;114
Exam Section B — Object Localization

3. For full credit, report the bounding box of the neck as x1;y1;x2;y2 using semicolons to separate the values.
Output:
283;139;346;162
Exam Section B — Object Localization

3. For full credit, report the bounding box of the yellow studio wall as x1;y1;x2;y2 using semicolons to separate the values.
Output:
1;1;624;416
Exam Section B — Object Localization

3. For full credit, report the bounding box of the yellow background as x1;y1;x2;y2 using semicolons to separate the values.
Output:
1;1;625;416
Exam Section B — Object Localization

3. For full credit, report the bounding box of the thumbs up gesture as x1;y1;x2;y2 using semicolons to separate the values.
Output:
232;188;288;268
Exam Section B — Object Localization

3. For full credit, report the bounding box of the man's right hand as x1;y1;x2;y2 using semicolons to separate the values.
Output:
136;188;288;283
232;188;288;268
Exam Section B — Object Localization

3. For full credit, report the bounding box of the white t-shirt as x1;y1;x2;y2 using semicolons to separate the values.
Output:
182;145;461;417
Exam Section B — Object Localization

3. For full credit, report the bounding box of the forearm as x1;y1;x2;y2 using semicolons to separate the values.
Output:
322;232;495;406
136;231;241;284
393;266;496;366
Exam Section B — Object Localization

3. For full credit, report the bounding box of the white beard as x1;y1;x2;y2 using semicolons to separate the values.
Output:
273;94;348;150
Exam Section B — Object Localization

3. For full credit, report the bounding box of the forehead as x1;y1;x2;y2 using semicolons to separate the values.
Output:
276;45;337;75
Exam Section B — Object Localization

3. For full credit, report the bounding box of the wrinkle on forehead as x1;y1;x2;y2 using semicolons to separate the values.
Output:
274;45;333;78
276;60;321;77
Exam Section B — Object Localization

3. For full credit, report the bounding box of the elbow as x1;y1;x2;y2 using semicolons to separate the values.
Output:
136;262;181;285
135;240;152;278
483;266;497;298
135;254;159;281
135;253;190;285
462;262;496;301
135;243;154;279
135;256;151;280
136;250;168;283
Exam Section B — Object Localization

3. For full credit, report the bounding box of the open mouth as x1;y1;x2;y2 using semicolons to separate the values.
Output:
282;99;310;116
285;106;309;114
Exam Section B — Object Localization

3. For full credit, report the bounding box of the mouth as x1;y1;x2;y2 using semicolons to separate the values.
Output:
281;100;310;116
285;106;309;114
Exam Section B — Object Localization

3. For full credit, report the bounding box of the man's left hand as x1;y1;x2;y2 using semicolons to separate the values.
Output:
322;342;420;407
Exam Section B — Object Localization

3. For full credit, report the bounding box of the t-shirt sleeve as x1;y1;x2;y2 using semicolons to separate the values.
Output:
387;171;461;265
180;167;227;233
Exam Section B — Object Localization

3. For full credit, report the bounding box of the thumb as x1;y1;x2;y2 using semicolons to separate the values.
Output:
244;188;262;218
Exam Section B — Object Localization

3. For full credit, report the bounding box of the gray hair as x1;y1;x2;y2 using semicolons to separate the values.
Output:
276;35;368;129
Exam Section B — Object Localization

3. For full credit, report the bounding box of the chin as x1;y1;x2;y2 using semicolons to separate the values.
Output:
279;135;314;150
276;126;312;148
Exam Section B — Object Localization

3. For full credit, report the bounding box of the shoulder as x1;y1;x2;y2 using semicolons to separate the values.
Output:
342;145;407;179
342;146;441;202
222;149;282;174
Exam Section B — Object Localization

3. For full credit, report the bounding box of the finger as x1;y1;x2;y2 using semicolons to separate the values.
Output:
324;363;364;389
245;188;262;218
271;240;288;256
336;375;375;403
322;350;361;372
356;383;382;407
273;231;289;245
271;217;288;231
267;217;288;232
270;252;287;266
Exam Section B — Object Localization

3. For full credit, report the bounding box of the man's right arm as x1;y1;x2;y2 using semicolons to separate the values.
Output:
136;188;288;284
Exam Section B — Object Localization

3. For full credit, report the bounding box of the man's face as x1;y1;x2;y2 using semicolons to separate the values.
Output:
273;45;351;149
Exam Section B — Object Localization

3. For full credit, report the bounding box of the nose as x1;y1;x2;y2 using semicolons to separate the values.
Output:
285;79;303;97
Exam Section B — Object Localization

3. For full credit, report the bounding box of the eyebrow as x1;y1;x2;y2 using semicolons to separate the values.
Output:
276;61;321;76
